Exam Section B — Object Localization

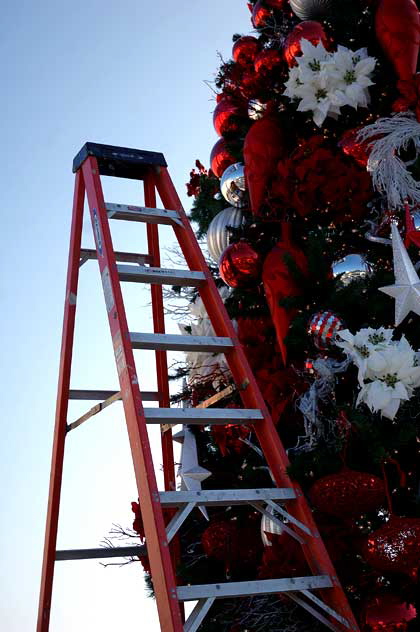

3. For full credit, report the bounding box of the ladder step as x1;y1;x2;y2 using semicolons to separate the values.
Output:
69;389;161;401
159;488;296;507
143;407;262;425
106;202;180;225
130;332;234;352
117;264;205;287
56;545;146;561
80;248;152;266
177;576;333;601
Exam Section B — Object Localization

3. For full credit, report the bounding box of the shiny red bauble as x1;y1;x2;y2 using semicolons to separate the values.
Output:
364;517;420;576
365;595;417;627
309;469;386;518
213;98;247;136
232;36;260;65
338;127;371;168
219;241;262;288
254;48;282;74
283;21;329;67
210;138;236;178
252;0;272;28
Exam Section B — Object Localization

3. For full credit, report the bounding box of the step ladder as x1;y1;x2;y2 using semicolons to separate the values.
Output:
37;142;360;632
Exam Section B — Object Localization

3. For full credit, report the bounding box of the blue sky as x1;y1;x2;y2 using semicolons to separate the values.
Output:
0;1;252;629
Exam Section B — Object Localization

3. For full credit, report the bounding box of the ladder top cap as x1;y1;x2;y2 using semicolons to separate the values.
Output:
72;142;168;179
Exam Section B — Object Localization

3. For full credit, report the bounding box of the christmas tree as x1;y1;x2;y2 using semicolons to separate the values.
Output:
131;1;420;629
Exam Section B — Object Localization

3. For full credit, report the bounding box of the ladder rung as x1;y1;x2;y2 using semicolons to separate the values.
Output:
80;248;152;266
69;389;161;401
130;332;234;352
55;545;146;561
177;576;333;601
143;407;262;425
117;264;205;287
106;202;180;225
159;488;296;507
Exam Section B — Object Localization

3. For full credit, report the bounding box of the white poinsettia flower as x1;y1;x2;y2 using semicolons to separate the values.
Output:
283;67;305;100
339;326;420;420
357;379;409;420
298;38;330;67
283;42;376;126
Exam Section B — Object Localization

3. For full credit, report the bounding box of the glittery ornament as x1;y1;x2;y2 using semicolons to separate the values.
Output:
283;21;329;67
210;138;236;178
248;98;267;120
252;0;272;28
379;222;420;326
220;162;247;208
308;310;345;350
365;595;417;627
254;48;282;75
309;469;386;518
232;36;260;66
332;254;372;286
219;240;262;288
206;207;244;263
213;98;247;136
202;520;239;561
364;516;420;576
290;0;332;21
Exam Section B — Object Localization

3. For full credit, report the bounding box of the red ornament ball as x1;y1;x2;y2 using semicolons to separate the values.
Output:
308;310;345;350
210;138;236;178
365;594;416;627
309;469;386;518
232;36;260;65
254;48;282;75
219;241;262;288
265;0;288;7
202;520;239;561
283;21;329;67
213;98;247;136
338;127;372;168
252;0;272;28
364;517;420;576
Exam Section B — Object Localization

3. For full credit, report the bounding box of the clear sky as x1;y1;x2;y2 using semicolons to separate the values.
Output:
0;1;252;630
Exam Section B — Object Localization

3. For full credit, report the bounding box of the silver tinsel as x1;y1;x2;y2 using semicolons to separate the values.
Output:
289;0;332;20
293;357;350;454
206;207;244;263
220;162;247;208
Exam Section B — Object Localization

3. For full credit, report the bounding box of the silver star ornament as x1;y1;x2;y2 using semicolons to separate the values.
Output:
379;222;420;326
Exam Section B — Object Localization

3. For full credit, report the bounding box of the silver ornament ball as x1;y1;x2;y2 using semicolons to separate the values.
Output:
411;211;420;231
332;254;372;287
308;310;345;350
220;162;247;208
207;207;245;263
290;0;332;20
